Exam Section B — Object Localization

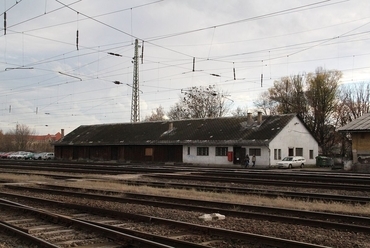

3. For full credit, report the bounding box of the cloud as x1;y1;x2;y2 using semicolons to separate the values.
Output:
1;0;369;135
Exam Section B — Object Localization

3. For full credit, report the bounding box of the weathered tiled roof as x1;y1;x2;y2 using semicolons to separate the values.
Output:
337;113;370;132
56;114;297;146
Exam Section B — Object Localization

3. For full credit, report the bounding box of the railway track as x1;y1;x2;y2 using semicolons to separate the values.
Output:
2;160;370;186
110;178;370;204
1;168;369;204
0;192;330;248
0;199;174;248
1;163;370;247
146;173;370;192
4;183;370;234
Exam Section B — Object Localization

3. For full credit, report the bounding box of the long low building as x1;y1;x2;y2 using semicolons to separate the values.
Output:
54;112;319;168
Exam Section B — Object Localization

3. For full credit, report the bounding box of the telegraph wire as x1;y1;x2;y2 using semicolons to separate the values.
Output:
1;0;369;132
54;0;196;59
1;0;82;33
0;0;23;17
3;0;359;69
144;0;346;42
11;0;164;34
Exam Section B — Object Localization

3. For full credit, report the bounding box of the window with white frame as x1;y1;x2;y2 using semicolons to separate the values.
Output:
197;147;209;156
249;148;261;156
274;149;281;160
309;150;314;159
216;147;228;156
296;148;303;156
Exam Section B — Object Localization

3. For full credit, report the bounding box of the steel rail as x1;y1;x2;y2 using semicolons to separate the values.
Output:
5;178;369;204
0;200;176;248
146;174;370;191
42;184;370;226
114;179;370;204
194;170;370;184
1;161;370;184
0;220;59;248
5;184;370;233
0;192;329;248
1;167;369;203
2;161;370;187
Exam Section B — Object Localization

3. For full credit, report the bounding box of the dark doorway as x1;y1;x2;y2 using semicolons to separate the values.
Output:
233;147;246;164
111;146;118;160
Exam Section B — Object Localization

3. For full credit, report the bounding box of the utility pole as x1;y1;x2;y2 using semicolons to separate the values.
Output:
131;39;140;123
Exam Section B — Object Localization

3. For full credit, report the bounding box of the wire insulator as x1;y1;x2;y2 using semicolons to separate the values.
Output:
4;12;6;35
141;40;144;64
76;30;79;50
261;73;263;87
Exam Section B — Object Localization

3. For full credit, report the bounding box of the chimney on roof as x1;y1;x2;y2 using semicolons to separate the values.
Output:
168;122;173;131
61;129;65;138
257;111;262;125
247;113;253;125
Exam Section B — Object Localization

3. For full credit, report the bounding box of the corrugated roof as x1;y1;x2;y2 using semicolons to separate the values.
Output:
56;114;297;146
337;113;370;132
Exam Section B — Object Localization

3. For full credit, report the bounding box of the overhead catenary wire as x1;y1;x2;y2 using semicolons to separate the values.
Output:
1;0;369;134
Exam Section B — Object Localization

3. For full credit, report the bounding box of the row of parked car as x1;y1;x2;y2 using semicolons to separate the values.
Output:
0;151;54;160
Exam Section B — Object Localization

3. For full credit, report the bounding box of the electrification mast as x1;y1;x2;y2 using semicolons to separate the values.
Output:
131;39;140;123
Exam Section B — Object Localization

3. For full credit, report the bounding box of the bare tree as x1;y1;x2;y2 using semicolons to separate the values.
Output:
144;105;166;122
7;124;35;151
168;85;231;120
1;134;15;151
253;91;278;115
167;102;186;120
231;106;248;117
334;82;370;157
336;82;370;124
261;67;342;155
267;74;308;117
305;67;342;155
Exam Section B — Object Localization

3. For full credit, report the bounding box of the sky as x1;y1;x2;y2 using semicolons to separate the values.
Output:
0;0;369;136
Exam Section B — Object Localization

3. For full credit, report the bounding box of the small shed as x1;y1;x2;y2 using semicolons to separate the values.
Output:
337;113;370;164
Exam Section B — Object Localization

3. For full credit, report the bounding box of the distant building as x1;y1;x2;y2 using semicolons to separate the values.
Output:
32;132;63;143
30;130;64;152
54;113;318;167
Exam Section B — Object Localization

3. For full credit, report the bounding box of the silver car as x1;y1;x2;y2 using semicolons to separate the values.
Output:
277;156;306;169
43;152;55;160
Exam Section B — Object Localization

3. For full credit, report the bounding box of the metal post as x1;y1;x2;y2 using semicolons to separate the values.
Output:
131;39;140;123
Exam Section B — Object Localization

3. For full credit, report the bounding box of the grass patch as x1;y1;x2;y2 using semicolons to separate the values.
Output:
0;173;48;182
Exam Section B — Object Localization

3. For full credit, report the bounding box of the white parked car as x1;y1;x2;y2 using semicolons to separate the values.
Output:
277;156;306;169
43;152;55;160
9;151;25;159
33;152;47;160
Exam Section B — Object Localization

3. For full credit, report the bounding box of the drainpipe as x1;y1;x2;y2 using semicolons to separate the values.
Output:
263;142;271;168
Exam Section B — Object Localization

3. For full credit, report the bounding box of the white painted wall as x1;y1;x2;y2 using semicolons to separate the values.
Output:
243;146;270;168
269;116;319;166
182;145;270;167
183;146;234;165
181;116;318;168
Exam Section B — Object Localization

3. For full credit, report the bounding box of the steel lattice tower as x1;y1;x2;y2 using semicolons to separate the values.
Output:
131;39;140;123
